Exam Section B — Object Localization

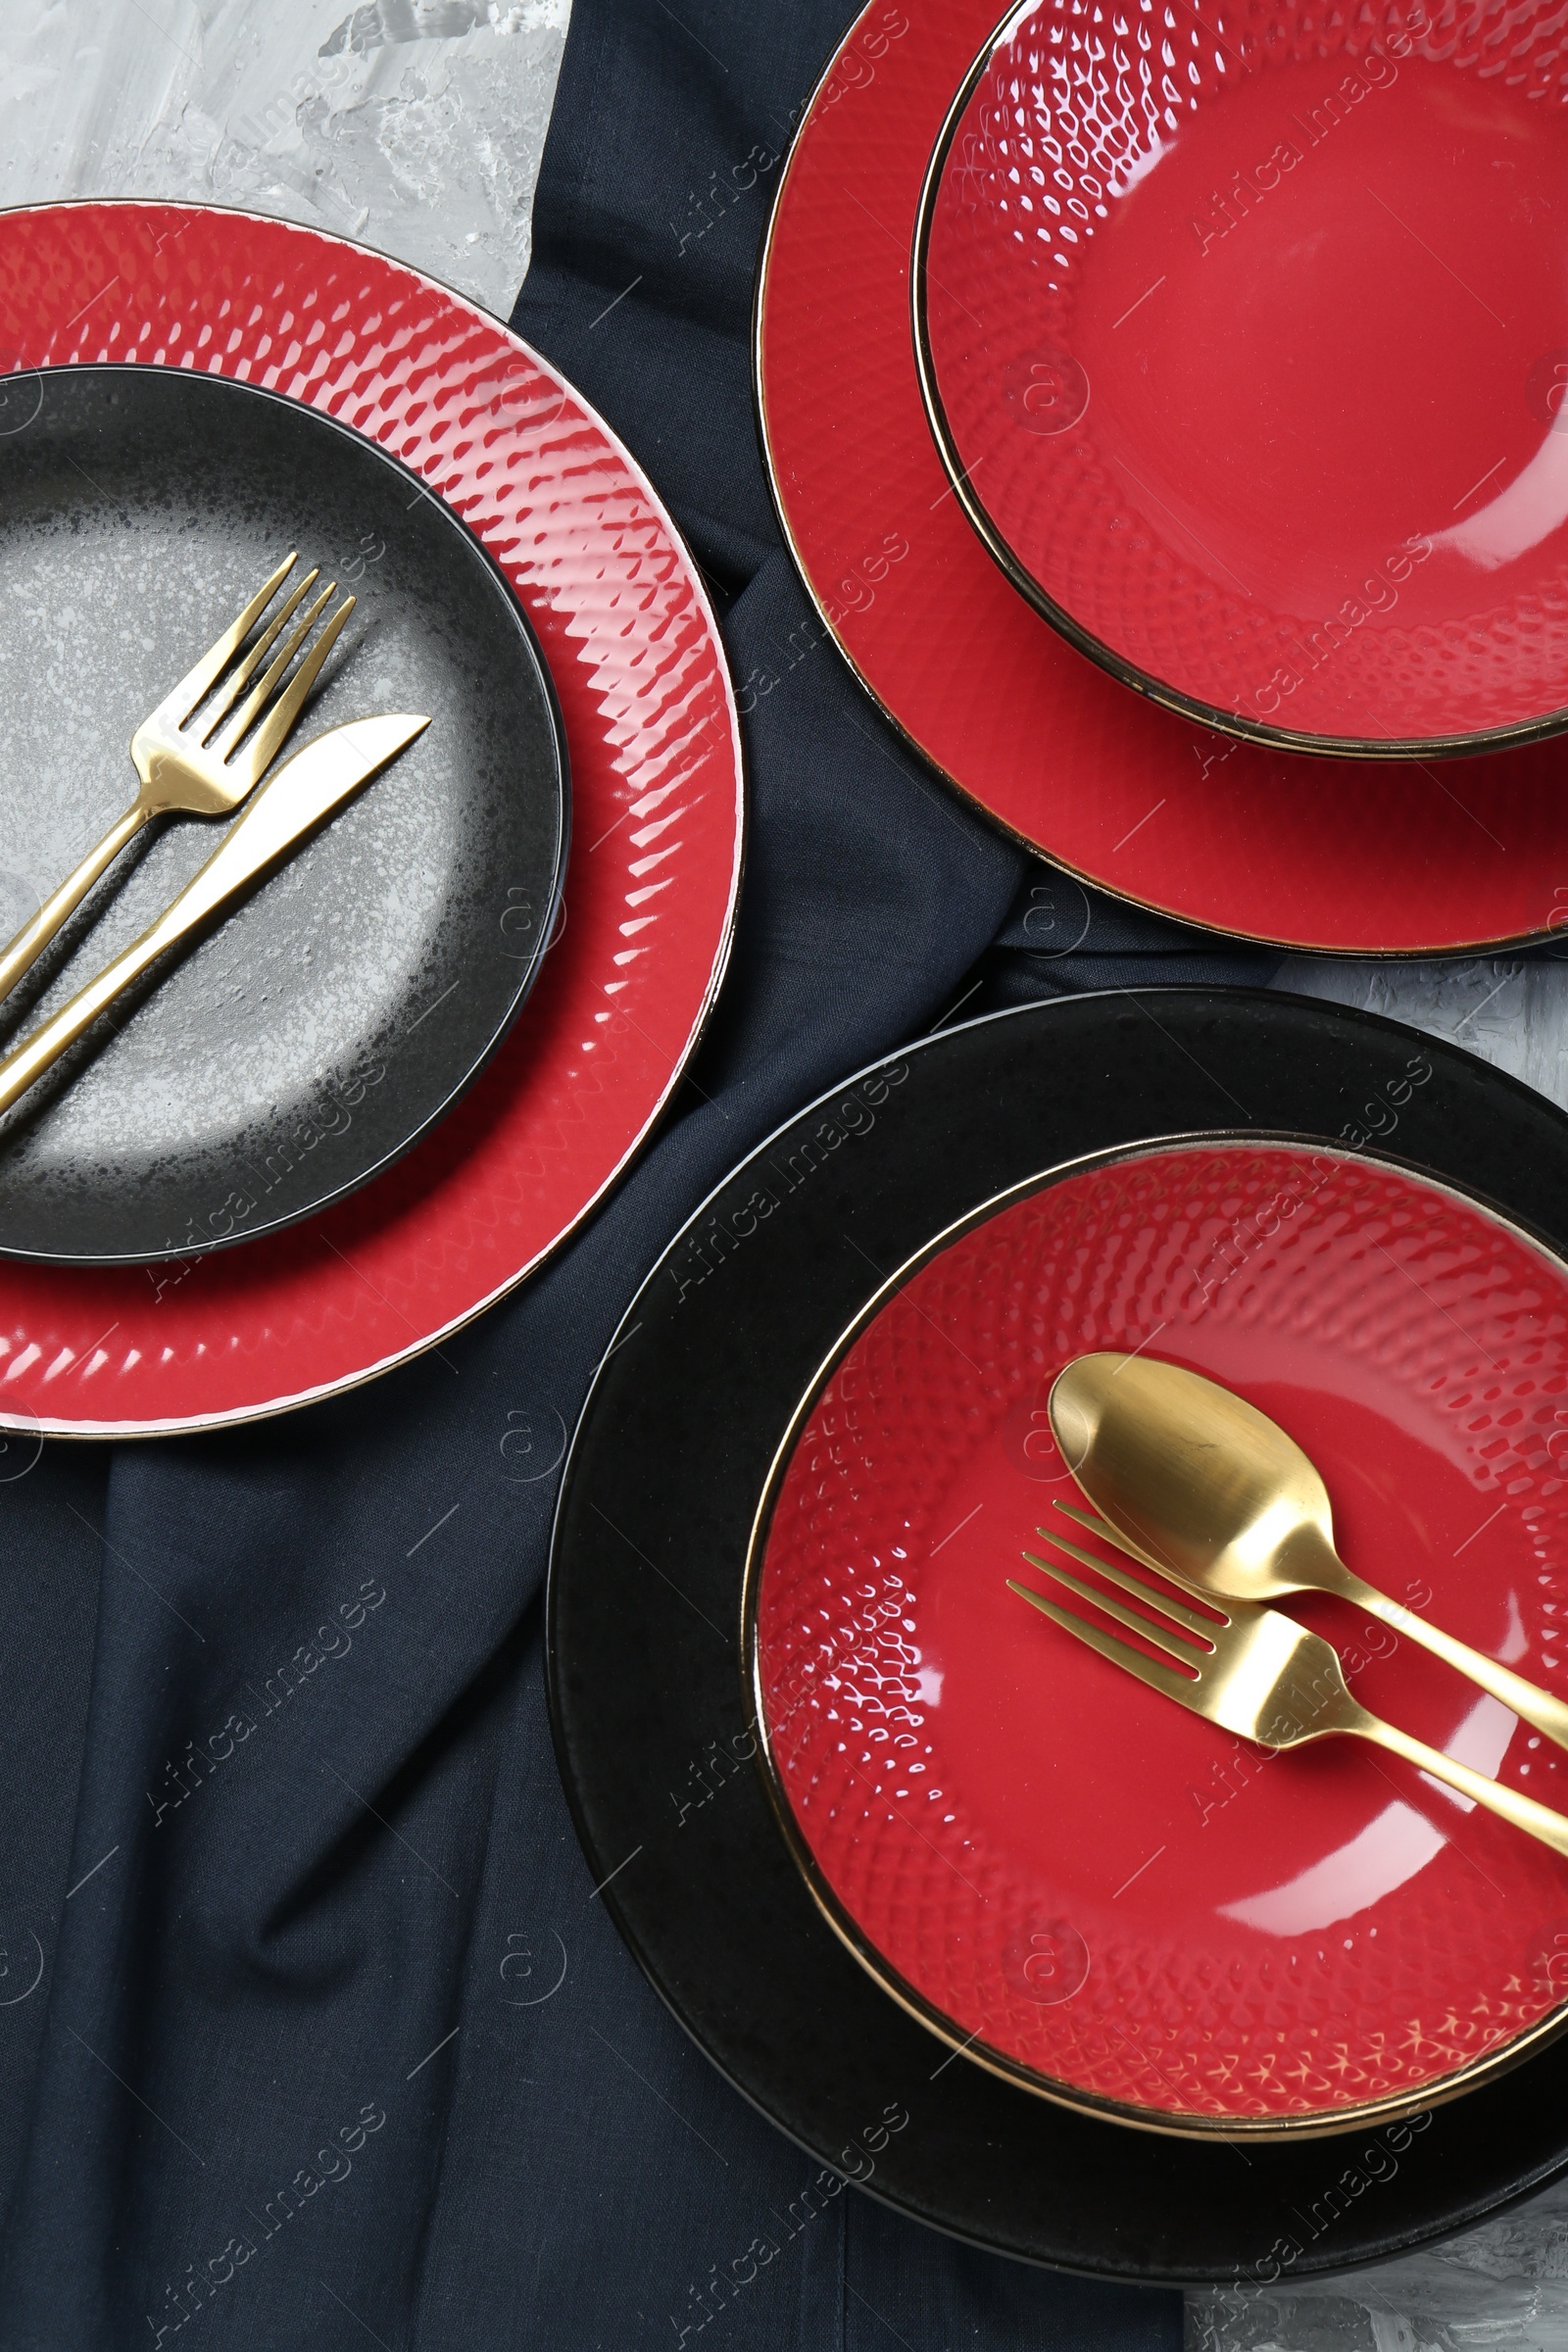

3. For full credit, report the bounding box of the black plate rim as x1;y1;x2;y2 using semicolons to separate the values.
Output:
547;988;1568;2285
0;361;569;1267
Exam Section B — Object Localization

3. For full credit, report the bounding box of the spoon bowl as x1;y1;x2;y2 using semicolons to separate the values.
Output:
1048;1351;1351;1603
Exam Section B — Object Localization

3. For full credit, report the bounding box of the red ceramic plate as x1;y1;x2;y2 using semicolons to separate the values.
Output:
0;202;741;1437
916;0;1568;759
748;1138;1568;2135
757;0;1568;951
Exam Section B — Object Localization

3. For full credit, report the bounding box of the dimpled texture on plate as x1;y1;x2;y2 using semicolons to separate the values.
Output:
923;0;1568;748
754;1140;1568;2127
0;201;741;1433
759;0;1568;949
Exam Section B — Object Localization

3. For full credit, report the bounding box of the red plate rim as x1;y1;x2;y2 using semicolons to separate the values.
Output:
0;198;743;1439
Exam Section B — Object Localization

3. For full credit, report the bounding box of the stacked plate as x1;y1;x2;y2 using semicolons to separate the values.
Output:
0;201;742;1436
756;0;1568;956
551;0;1568;2290
552;997;1568;2283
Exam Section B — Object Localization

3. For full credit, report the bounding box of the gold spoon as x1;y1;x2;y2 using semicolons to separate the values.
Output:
1048;1349;1568;1754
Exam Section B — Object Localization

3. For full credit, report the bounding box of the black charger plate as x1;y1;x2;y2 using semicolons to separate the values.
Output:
549;989;1568;2284
0;366;566;1263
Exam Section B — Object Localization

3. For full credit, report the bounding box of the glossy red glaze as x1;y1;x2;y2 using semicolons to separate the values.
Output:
923;3;1568;755
753;1141;1568;2130
0;202;742;1435
758;0;1568;949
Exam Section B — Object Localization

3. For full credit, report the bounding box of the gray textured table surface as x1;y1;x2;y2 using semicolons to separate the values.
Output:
7;5;1562;2345
0;0;565;317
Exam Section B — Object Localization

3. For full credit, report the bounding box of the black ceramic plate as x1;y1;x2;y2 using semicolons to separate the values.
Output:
549;990;1568;2286
0;366;565;1263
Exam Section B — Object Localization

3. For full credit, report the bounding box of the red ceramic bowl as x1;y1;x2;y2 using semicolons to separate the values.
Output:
748;1138;1568;2135
917;0;1568;758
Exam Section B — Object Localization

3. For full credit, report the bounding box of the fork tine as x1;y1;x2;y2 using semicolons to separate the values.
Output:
1006;1578;1196;1699
212;582;335;760
1040;1517;1227;1639
235;593;356;781
1020;1547;1208;1665
167;552;298;724
196;567;319;741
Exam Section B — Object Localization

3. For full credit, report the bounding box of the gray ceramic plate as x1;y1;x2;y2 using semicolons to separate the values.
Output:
0;366;567;1264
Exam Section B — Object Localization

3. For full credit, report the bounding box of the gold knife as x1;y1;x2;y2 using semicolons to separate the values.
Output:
0;711;430;1122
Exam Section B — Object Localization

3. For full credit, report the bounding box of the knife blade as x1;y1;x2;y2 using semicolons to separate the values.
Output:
0;710;430;1123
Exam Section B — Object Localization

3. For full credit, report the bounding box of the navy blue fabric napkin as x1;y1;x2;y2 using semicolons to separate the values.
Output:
0;4;1264;2344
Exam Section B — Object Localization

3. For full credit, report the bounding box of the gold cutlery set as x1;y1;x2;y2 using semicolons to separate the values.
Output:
0;556;427;1119
1013;1351;1568;1858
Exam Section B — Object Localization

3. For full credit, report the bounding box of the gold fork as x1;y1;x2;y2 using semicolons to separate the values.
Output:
0;554;354;1008
1009;1520;1568;1860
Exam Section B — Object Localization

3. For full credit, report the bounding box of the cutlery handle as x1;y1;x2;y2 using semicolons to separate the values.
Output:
0;891;194;1121
0;799;150;1009
1344;1573;1568;1756
0;713;429;1124
1352;1710;1568;1859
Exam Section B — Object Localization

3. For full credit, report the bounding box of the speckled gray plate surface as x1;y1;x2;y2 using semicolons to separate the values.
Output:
0;366;567;1264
